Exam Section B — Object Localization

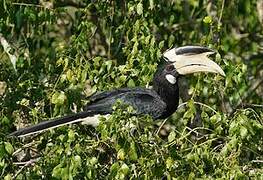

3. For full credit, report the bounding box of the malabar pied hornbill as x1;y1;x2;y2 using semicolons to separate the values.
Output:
10;46;225;137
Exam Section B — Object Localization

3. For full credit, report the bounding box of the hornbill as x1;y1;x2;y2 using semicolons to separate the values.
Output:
10;46;225;137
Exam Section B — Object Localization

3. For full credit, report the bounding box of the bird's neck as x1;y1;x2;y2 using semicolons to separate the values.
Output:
153;77;179;118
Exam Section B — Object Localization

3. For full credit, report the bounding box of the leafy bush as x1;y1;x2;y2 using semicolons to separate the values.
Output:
0;0;262;179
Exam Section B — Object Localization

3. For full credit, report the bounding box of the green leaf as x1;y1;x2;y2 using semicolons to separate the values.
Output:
166;157;174;169
89;157;97;165
119;75;127;82
105;60;112;71
120;163;129;175
203;16;212;24
4;174;12;180
117;148;125;160
1;116;9;124
4;142;13;155
68;129;75;142
158;40;164;49
210;113;221;124
128;142;138;161
110;162;119;175
127;79;135;87
168;131;176;143
149;0;154;10
73;155;81;167
240;126;248;139
52;164;63;178
137;3;143;15
66;69;74;81
51;91;67;105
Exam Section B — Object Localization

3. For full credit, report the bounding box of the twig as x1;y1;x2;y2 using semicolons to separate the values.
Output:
218;0;225;28
252;160;263;163
13;1;86;8
13;158;40;166
12;2;44;8
156;101;217;136
178;101;217;114
155;118;168;135
13;158;40;179
0;33;17;71
89;5;109;56
211;143;224;152
53;0;86;8
183;126;213;139
229;78;263;116
177;102;187;109
12;141;36;156
242;103;263;108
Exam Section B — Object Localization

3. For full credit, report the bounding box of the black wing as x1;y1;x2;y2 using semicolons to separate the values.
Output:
89;88;136;102
86;88;167;119
9;88;166;137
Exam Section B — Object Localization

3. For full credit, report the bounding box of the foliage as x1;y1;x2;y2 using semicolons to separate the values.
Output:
0;0;262;179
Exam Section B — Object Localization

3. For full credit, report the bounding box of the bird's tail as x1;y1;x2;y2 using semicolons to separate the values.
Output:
9;111;98;138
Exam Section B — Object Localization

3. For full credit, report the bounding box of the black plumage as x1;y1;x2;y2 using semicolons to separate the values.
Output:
86;63;179;119
9;46;225;137
9;63;179;137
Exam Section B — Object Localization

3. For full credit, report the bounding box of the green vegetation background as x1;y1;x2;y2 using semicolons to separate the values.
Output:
0;0;262;179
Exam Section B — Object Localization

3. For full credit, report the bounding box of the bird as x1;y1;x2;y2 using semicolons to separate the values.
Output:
9;46;225;137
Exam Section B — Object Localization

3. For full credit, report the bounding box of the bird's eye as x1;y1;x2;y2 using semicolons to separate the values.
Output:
166;64;175;72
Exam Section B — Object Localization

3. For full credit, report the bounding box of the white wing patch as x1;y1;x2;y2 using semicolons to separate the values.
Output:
81;114;110;127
